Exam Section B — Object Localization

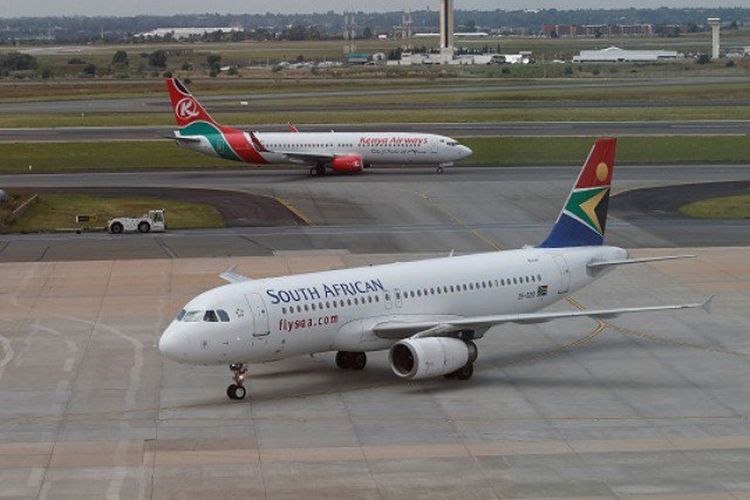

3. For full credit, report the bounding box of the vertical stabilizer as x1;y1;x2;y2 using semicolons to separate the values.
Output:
538;138;617;248
165;78;218;127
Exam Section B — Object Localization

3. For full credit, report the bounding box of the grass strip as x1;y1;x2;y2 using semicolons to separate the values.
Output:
0;136;747;174
679;193;750;219
2;193;224;233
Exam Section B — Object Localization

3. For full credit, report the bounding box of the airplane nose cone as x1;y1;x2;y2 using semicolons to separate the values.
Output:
158;324;190;361
459;145;473;159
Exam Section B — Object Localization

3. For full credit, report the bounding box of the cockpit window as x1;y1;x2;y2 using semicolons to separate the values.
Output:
203;310;219;322
182;310;203;322
217;310;230;322
175;309;186;321
447;141;459;146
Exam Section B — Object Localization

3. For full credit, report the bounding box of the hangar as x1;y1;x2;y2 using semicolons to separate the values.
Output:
573;46;682;63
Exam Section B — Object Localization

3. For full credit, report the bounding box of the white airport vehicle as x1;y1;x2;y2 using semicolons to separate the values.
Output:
108;209;165;234
158;138;710;400
166;78;473;175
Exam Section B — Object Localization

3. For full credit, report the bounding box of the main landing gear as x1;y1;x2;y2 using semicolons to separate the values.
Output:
444;340;477;381
226;363;247;400
335;351;367;370
309;164;326;177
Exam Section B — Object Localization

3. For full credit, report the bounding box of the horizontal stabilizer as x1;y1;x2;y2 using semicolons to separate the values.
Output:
587;254;696;270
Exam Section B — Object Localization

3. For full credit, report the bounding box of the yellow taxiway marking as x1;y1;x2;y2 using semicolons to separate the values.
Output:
416;191;503;252
274;196;314;226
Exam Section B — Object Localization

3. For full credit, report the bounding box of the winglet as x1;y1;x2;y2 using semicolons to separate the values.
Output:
287;122;299;133
248;131;270;152
702;295;714;314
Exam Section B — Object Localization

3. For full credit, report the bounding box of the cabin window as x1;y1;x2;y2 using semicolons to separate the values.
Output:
538;274;542;281
303;304;308;312
203;310;219;322
417;290;422;297
347;299;352;306
297;305;302;313
311;303;317;311
469;283;474;290
217;310;230;322
282;307;287;315
375;296;380;302
326;301;331;309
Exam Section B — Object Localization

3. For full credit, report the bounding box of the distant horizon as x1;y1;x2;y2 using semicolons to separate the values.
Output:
0;2;748;18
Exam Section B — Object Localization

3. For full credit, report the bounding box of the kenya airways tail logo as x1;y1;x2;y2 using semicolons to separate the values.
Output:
175;97;200;120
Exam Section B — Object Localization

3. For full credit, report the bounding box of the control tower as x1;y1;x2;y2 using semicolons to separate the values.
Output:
708;18;721;59
440;0;455;63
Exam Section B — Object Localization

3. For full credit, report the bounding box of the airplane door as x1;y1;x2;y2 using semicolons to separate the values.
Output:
245;294;270;337
384;289;403;310
431;137;439;155
553;255;570;294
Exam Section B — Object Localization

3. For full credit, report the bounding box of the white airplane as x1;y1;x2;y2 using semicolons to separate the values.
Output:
166;78;473;176
158;138;711;400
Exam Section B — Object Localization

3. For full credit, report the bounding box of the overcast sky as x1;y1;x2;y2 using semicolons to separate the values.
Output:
0;1;746;17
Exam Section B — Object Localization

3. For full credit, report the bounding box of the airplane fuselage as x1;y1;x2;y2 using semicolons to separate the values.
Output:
159;245;626;366
177;129;472;167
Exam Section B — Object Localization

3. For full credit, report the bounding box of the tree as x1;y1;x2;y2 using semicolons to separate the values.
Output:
206;54;222;72
148;50;167;68
0;52;37;72
362;26;373;39
82;63;97;77
696;53;711;64
111;50;128;66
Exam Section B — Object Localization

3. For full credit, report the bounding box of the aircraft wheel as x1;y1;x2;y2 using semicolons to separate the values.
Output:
436;166;445;174
310;165;326;177
455;363;474;381
227;384;246;400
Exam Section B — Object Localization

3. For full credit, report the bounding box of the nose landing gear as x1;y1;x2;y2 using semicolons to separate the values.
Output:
226;363;247;400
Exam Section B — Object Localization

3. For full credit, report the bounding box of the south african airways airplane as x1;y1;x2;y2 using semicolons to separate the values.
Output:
158;137;711;400
166;78;473;176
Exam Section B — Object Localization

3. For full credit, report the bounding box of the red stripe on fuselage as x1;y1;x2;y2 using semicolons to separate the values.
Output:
219;126;269;164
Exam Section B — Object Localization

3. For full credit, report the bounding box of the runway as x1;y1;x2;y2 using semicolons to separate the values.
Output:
1;120;749;143
1;164;749;262
0;247;748;498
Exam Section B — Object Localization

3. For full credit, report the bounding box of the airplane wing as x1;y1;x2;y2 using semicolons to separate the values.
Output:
278;151;336;164
373;297;713;339
219;269;251;284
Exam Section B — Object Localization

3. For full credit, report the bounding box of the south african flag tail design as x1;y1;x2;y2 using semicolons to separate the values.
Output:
538;138;617;248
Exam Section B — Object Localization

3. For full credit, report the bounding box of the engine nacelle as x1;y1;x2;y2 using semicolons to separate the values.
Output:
389;337;475;380
330;155;364;173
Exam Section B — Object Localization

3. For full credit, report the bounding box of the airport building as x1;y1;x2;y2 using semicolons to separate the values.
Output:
136;27;241;39
573;46;682;63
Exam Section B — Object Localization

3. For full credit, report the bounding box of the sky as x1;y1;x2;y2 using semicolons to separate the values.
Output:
0;0;747;17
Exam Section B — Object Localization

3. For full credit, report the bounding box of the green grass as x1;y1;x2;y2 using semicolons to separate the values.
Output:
2;193;224;233
679;193;750;219
0;136;748;174
4;104;750;128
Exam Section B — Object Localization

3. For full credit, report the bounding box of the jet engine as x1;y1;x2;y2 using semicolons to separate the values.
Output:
389;337;476;380
330;155;364;173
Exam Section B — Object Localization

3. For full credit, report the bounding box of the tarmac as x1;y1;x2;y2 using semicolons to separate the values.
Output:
1;165;749;262
0;246;748;499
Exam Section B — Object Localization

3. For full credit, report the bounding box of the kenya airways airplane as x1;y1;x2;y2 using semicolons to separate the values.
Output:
166;78;473;176
158;138;710;400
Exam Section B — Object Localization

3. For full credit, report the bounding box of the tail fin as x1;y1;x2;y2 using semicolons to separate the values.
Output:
166;78;218;127
538;137;617;248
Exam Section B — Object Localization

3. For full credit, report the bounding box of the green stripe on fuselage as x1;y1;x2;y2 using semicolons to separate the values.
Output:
178;122;241;161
